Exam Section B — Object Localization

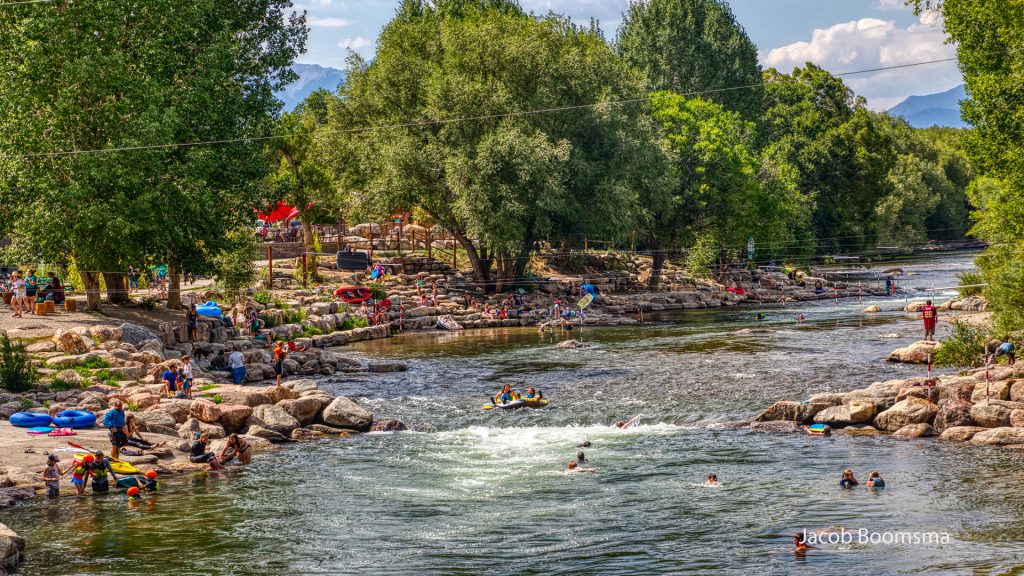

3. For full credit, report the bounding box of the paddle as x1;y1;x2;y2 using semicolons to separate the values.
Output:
66;441;128;464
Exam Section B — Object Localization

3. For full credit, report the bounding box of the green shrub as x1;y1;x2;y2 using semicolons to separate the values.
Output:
197;383;217;392
302;324;324;338
253;290;271;305
0;334;37;393
282;308;308;325
956;271;986;297
341;316;369;331
79;357;111;370
126;401;139;412
211;394;224;404
365;283;388;301
934;320;989;368
17;398;33;412
50;378;83;391
685;235;718;279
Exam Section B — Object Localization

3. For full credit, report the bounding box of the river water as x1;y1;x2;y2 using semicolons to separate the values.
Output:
10;253;1023;576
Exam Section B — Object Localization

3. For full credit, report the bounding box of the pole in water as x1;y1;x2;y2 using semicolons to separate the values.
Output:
858;283;863;305
835;287;839;307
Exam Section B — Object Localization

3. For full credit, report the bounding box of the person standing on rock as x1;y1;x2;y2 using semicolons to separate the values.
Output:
103;400;129;460
180;356;195;399
186;304;199;342
229;350;246;384
273;341;287;387
42;454;65;497
922;300;938;341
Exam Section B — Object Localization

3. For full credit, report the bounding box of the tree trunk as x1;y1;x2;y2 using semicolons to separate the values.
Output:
495;253;509;294
649;250;666;290
81;271;102;311
103;272;129;303
166;263;182;309
301;217;315;276
454;232;493;292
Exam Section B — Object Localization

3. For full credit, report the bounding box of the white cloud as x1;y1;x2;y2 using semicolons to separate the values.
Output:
338;37;371;51
760;12;961;110
308;17;350;28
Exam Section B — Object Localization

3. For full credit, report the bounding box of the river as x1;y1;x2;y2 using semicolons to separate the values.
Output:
10;252;1023;576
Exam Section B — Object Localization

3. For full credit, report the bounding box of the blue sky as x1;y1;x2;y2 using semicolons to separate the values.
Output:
293;0;962;110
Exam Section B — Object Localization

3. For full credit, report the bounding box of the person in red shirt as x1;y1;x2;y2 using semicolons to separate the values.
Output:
272;341;287;387
922;299;938;341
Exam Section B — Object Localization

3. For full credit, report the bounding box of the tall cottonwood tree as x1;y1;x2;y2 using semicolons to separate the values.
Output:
0;0;306;309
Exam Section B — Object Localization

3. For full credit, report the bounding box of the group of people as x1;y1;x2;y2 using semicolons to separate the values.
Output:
160;358;196;399
42;451;161;499
839;469;885;489
3;269;66;317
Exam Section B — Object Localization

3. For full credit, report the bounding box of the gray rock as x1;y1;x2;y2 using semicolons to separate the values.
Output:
133;410;178;436
178;417;226;440
873;397;938;431
813;401;877;425
753;400;829;424
248;404;300;435
970;401;1012;428
321;397;373;431
121;323;160;346
244;424;291;443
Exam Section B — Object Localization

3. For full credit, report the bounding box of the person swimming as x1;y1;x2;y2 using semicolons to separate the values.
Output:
794;532;813;554
615;414;642;429
577;451;587;464
755;312;766;321
866;470;885;489
567;461;597;473
578;440;592;448
839;469;859;488
703;474;720;487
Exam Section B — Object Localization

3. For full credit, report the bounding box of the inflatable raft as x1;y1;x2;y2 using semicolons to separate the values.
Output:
437;314;463;331
53;410;97;429
73;453;141;475
334;285;373;304
483;394;548;411
196;301;223;317
9;412;53;428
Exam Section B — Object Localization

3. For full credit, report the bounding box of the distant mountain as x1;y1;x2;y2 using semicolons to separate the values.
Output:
887;84;968;129
275;63;346;112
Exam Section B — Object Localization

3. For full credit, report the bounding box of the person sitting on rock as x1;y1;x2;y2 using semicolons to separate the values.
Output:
865;471;885;489
161;364;179;398
124;414;166;451
220;433;252;465
189;433;222;469
839;469;859;488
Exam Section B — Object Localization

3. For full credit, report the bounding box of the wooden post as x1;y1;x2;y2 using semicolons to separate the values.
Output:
267;244;274;287
301;252;308;289
369;229;375;261
427;231;432;260
452;237;457;270
397;224;403;256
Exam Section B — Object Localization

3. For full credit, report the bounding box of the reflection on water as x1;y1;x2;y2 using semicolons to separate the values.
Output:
9;253;1017;575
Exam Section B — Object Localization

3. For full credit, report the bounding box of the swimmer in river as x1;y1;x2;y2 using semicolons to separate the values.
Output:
578;440;592;448
793;532;813;554
796;313;805;323
703;474;720;487
615;414;642;429
755;312;766;322
866;470;885;489
839;469;859;488
567;461;597;473
577;451;587;464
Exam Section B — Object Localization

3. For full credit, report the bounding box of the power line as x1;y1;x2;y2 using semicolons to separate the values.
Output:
0;0;60;5
1;56;961;161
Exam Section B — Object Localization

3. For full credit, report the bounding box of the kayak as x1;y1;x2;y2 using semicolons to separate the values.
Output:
483;397;548;411
73;453;142;475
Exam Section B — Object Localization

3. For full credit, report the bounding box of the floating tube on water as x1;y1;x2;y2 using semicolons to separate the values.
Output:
196;301;222;318
334;286;373;304
27;426;54;435
53;410;97;429
9;412;54;428
806;423;830;436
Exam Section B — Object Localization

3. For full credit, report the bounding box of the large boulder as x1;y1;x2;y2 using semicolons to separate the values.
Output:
972;380;1012;402
369;419;407;432
843;380;903;410
886;340;939;364
120;323;160;347
932;400;974;433
812;401;877;425
367;362;408;373
248;404;300;435
0;521;26;570
835;424;884;437
873;397;938;431
53;328;91;355
188;399;222;424
283;379;319;394
144;398;192;424
753;401;829;424
892;423;935;439
277;397;322;426
321;397;373;431
244;424;291;443
216;388;272;408
126;392;161;411
88;325;122;343
217;404;254;434
939;426;989;442
178;417;226;440
53;369;83;388
132;410;178;436
971;427;1024;446
970;401;1012;428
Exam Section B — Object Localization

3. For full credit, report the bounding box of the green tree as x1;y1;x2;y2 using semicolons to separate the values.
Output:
616;0;763;118
0;0;306;309
330;0;667;291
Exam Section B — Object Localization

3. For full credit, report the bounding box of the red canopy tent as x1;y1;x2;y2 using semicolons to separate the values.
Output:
257;201;300;223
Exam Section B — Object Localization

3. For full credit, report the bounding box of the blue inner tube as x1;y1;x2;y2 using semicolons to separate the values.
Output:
53;410;97;429
9;412;53;428
196;301;222;317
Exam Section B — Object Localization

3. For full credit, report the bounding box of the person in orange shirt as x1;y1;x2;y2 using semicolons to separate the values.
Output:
922;299;937;341
273;341;287;387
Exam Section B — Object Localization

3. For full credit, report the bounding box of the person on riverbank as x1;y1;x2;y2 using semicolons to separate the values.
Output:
567;461;597;473
88;451;118;493
273;341;287;387
10;271;24;318
994;340;1016;365
187;304;199;342
124;414;166;451
70;454;94;495
840;469;859;488
103;400;128;459
866;471;885;489
161;364;179;398
180;356;194;399
229;350;246;384
42;454;64;497
219;433;252;465
190;433;222;469
922;300;937;341
24;268;38;315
